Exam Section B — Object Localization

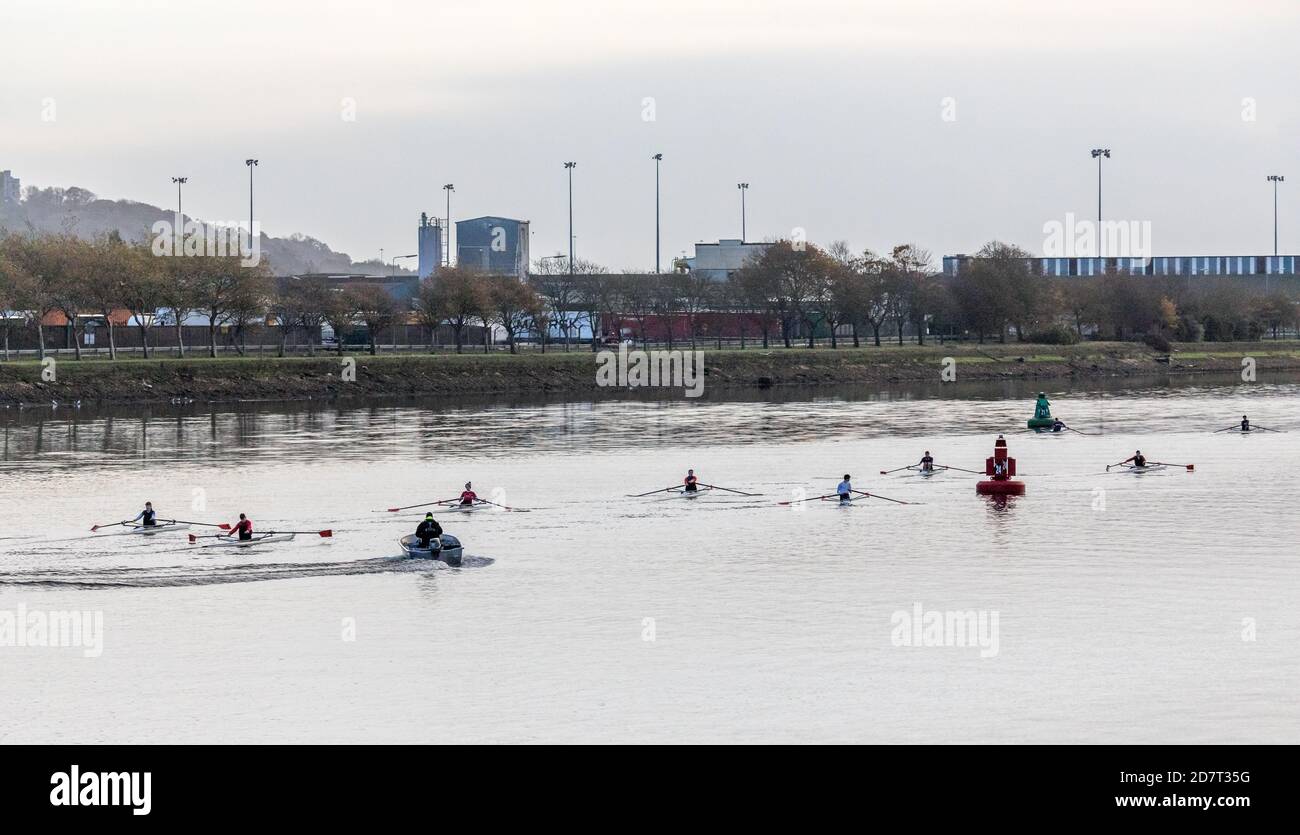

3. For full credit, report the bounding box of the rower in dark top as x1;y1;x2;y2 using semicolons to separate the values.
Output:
459;482;477;507
1241;415;1251;432
1052;418;1066;432
917;452;935;473
228;513;254;541
1120;450;1147;469
683;469;699;493
415;512;443;549
131;501;158;528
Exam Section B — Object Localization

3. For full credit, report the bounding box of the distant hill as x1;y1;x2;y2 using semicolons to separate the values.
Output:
0;184;408;276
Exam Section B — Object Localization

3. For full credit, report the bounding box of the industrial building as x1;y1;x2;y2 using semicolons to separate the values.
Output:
416;212;444;280
682;239;772;281
455;216;530;279
942;254;1300;278
0;170;20;205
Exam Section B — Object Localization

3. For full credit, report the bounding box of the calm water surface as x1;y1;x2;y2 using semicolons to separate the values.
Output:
1;375;1297;743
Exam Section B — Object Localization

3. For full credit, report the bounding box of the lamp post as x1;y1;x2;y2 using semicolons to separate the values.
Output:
653;154;663;273
394;254;417;276
245;159;258;254
564;162;577;274
1090;149;1110;256
171;176;187;251
737;182;749;242
442;184;455;266
1267;175;1285;257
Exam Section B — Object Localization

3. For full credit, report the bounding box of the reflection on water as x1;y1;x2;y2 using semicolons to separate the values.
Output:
3;372;1296;466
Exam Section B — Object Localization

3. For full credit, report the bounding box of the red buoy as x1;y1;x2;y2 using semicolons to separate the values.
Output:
976;435;1026;496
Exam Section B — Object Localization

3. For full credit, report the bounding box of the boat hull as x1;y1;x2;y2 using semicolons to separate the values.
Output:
202;533;296;548
400;533;464;566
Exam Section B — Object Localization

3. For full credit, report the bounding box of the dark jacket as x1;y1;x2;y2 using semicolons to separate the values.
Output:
415;519;443;542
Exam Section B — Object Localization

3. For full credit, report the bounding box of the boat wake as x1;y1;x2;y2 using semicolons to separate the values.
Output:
0;555;494;589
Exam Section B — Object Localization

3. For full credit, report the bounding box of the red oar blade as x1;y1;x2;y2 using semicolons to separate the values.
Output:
188;534;198;543
218;523;231;530
318;530;333;538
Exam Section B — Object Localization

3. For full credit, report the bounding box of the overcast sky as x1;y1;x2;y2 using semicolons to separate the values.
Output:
2;0;1297;268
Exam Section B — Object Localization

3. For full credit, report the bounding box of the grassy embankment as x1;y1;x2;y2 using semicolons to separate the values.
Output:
2;341;1299;406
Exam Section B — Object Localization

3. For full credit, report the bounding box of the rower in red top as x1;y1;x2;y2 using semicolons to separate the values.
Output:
1119;450;1147;469
683;469;699;494
459;482;478;507
227;513;253;541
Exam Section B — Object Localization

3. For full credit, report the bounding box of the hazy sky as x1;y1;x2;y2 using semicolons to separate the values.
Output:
2;0;1298;268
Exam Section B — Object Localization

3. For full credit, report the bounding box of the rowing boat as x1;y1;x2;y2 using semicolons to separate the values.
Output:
201;533;297;548
399;533;464;566
1113;464;1167;474
98;521;191;536
672;488;711;499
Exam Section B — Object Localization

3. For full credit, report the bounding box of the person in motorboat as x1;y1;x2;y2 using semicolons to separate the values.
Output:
459;482;478;507
1120;450;1147;469
836;474;853;503
1241;415;1251;432
131;501;158;528
683;469;699;493
226;513;254;541
415;512;443;550
917;452;935;472
1051;418;1066;432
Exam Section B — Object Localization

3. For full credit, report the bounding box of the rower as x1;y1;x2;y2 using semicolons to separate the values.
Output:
1052;418;1065;432
917;452;934;473
227;513;254;541
1121;450;1147;469
1241;415;1251;432
459;482;478;507
683;469;699;493
836;474;853;503
415;512;443;550
131;501;158;528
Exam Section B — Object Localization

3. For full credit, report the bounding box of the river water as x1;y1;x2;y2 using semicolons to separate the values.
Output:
1;374;1297;743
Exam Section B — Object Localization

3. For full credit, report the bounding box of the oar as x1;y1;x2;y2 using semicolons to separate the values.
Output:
382;498;459;513
476;499;531;512
850;489;919;505
188;529;333;543
627;486;681;498
162;519;231;529
878;465;915;475
1213;425;1238;433
699;483;763;497
1149;461;1195;471
1104;460;1129;471
89;520;129;532
936;464;983;475
777;492;841;506
1253;425;1285;433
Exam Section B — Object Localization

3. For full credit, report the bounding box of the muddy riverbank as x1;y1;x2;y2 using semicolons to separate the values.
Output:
1;341;1297;407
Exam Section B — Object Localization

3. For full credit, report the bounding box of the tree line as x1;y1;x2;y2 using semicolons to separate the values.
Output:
2;232;1297;362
